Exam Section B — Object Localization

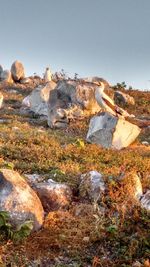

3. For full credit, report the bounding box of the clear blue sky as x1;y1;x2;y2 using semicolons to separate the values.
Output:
0;0;150;89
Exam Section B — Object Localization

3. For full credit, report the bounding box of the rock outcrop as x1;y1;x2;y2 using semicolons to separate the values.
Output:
48;79;101;128
0;169;44;231
22;81;56;116
11;60;25;82
86;112;141;149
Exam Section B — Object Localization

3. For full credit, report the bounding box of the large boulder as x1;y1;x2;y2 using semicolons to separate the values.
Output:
0;70;13;83
86;112;141;149
47;79;101;128
0;169;44;231
11;60;25;82
22;81;56;116
28;178;72;211
79;171;105;202
114;90;135;106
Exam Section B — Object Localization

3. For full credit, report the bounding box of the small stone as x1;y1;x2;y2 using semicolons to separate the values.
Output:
132;261;142;267
142;141;149;146
82;236;90;242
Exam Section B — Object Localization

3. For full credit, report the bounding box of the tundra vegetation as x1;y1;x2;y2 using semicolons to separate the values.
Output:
0;79;149;267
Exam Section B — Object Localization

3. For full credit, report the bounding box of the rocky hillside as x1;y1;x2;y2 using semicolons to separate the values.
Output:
0;74;149;267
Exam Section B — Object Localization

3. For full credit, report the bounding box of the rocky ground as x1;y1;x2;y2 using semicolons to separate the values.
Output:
0;79;150;267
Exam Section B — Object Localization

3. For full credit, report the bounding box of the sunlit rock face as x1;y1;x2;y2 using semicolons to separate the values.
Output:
47;79;102;128
0;169;44;231
11;60;25;82
0;70;13;83
86;112;141;149
22;81;57;115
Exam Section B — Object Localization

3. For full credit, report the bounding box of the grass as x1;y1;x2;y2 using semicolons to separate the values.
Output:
0;81;149;266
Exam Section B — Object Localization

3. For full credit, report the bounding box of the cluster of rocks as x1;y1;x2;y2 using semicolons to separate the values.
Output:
0;61;25;83
21;73;142;149
0;60;148;150
0;168;149;232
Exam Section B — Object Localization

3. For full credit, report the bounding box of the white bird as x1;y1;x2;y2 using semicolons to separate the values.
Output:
95;81;135;118
44;67;52;82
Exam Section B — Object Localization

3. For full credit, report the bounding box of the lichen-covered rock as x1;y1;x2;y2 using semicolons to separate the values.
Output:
86;112;141;149
79;171;105;202
32;179;72;211
11;60;25;82
0;169;44;231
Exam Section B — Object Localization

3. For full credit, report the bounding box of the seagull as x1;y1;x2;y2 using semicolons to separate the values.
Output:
95;80;135;118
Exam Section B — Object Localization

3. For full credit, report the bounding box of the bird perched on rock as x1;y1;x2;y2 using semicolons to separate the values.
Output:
95;80;135;118
44;67;52;82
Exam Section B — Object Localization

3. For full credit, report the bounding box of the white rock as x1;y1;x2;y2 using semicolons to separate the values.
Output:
142;141;149;146
22;81;56;116
140;190;150;211
22;95;31;107
79;171;105;202
87;112;141;149
83;236;90;242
